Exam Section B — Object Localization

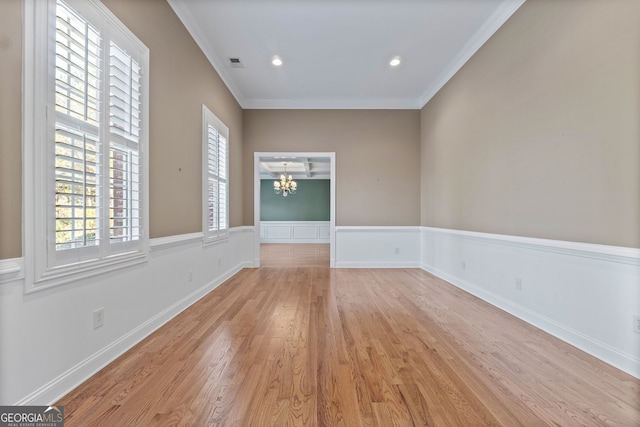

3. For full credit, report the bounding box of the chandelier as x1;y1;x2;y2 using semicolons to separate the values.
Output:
273;163;297;197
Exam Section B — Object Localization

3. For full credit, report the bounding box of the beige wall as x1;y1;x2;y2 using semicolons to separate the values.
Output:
4;0;637;259
103;0;244;236
243;109;421;226
0;0;243;259
421;0;640;248
0;0;23;259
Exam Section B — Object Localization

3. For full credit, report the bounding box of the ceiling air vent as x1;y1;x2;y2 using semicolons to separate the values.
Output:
228;57;244;69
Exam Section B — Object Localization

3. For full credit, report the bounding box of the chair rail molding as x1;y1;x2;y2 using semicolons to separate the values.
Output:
0;258;25;284
420;226;640;379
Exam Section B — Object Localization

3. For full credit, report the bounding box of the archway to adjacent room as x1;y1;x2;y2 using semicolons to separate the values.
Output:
253;152;336;268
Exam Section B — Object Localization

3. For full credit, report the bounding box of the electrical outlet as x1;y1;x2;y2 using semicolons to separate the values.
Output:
515;278;522;290
188;269;193;282
633;315;640;334
461;261;466;270
218;258;222;267
395;248;400;255
93;308;104;329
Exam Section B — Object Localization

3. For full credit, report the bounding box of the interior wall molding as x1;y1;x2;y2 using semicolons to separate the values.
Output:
334;226;421;268
2;227;255;405
150;232;205;252
149;227;254;253
0;258;24;284
420;226;640;379
260;221;330;244
422;226;640;265
15;260;245;406
418;0;526;107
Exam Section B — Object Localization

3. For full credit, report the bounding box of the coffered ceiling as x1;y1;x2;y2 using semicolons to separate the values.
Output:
168;0;525;109
259;156;331;180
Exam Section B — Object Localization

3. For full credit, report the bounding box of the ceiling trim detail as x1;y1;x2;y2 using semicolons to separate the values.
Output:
168;0;525;110
167;0;248;107
243;97;422;110
418;0;526;107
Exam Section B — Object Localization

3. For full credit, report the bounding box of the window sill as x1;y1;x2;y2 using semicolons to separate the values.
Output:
26;251;148;294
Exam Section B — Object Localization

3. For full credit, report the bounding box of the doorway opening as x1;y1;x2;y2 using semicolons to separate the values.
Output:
253;152;335;267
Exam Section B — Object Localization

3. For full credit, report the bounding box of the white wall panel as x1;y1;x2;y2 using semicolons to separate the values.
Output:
420;227;640;379
266;225;292;240
319;226;330;239
293;226;317;239
260;221;330;243
3;223;638;406
334;226;421;268
0;227;255;405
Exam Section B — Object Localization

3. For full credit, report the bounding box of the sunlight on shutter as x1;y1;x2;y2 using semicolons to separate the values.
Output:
109;42;142;244
54;0;102;250
54;127;100;249
218;135;228;230
208;124;220;234
202;106;228;244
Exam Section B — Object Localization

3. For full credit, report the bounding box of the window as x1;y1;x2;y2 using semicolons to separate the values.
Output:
202;106;229;244
23;0;149;291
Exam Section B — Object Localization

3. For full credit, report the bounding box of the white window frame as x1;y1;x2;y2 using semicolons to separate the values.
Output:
23;0;150;293
202;106;229;245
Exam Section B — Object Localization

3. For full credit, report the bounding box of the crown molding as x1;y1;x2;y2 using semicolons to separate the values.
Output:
418;0;526;108
167;0;247;107
243;97;422;110
169;0;525;110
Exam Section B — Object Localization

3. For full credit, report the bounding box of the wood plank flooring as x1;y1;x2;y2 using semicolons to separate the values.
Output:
58;244;640;426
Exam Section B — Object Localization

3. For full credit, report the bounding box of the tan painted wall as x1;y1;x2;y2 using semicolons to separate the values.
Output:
102;0;244;236
0;0;243;259
421;0;640;248
243;109;421;226
0;0;23;259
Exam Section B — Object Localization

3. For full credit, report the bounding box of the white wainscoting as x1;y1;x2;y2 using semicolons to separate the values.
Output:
0;226;255;405
334;226;421;268
3;223;638;406
260;221;330;243
0;258;24;284
420;226;640;379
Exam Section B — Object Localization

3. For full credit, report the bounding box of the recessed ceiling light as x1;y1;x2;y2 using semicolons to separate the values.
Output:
390;56;401;67
271;56;283;66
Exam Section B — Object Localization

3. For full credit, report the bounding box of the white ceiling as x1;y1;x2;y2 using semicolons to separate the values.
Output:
168;0;525;109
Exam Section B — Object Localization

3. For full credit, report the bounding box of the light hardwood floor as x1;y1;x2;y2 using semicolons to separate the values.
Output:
58;244;640;426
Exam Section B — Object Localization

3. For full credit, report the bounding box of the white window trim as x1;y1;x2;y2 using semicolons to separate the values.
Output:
23;0;150;293
202;105;229;246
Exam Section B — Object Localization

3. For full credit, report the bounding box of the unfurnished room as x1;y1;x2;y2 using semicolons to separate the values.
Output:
0;0;639;425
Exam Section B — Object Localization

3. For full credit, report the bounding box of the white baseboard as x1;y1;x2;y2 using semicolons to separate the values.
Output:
420;227;640;379
2;227;255;405
15;264;241;405
335;261;420;268
4;224;638;406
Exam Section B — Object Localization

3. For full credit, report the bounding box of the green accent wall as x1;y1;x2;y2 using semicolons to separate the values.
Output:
260;179;330;221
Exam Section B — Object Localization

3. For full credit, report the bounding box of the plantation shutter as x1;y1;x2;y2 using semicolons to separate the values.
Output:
109;42;142;247
203;107;229;243
53;1;102;252
50;0;147;266
24;0;149;290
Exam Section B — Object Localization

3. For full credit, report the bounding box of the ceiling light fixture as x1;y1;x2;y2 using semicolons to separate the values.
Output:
389;56;401;67
271;56;283;66
273;163;297;197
